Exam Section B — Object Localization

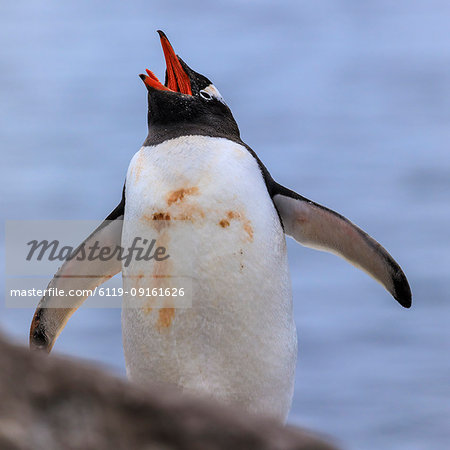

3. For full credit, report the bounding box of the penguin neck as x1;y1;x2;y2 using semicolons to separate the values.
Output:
143;117;242;147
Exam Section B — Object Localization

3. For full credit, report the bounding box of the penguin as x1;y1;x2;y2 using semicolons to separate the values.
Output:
30;31;411;422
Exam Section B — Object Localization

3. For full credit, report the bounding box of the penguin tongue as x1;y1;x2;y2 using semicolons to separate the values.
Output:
140;31;192;95
140;69;170;91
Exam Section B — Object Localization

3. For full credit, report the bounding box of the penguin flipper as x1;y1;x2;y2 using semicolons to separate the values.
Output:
29;194;125;353
272;185;411;308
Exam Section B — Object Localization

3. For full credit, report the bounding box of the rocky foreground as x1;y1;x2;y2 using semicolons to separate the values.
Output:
0;334;337;450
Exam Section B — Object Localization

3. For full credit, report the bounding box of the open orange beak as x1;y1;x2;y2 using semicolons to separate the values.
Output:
140;30;192;95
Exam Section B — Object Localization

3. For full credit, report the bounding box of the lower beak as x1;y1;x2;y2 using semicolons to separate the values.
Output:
139;31;192;95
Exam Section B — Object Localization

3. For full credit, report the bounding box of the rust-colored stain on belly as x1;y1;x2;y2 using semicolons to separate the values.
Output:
142;304;152;315
243;222;254;241
141;212;171;232
219;219;230;228
151;212;171;221
142;207;205;225
156;308;175;330
141;229;176;330
227;211;240;220
167;186;199;206
178;203;205;221
140;186;203;228
133;151;145;183
218;210;254;242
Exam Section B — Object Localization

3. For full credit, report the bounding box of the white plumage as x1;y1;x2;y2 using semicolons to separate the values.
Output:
121;135;297;421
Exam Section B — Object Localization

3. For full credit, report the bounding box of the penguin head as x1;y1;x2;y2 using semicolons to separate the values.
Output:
139;31;240;140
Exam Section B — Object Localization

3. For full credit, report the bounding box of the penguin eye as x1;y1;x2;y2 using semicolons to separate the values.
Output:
199;90;212;100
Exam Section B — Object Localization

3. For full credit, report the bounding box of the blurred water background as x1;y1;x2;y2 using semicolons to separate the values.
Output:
1;1;449;449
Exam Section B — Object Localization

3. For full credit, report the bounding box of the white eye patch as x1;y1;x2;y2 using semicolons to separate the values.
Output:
200;84;225;103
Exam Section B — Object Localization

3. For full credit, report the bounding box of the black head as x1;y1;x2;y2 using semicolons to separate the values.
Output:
140;31;241;146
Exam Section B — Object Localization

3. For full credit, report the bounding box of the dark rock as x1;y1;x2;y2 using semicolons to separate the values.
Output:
0;334;338;450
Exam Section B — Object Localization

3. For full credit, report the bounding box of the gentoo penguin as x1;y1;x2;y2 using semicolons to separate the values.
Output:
30;31;411;422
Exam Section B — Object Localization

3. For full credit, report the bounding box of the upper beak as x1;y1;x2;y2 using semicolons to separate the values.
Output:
139;30;192;95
